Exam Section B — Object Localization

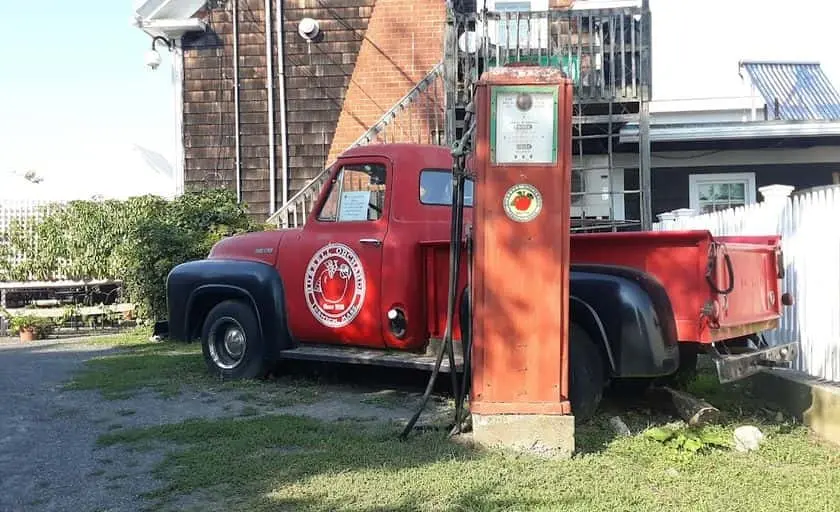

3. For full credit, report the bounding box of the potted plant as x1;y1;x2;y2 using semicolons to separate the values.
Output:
9;314;55;342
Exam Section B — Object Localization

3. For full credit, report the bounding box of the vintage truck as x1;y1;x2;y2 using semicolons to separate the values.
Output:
159;143;796;419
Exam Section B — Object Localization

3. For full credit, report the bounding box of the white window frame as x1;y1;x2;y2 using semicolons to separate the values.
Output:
688;172;757;213
486;0;549;50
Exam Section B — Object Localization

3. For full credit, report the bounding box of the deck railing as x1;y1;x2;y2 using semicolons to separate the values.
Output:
446;4;652;118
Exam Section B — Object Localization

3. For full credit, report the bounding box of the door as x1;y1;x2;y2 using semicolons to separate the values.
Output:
283;158;390;348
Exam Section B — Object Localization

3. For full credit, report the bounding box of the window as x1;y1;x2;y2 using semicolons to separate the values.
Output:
689;172;756;214
318;163;387;222
494;1;533;48
420;170;475;207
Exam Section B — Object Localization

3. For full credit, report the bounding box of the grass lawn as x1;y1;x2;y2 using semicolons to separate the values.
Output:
72;333;840;511
99;413;840;512
64;331;320;403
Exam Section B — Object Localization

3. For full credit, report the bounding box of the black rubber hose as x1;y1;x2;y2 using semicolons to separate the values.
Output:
450;227;474;437
448;170;466;429
399;141;467;441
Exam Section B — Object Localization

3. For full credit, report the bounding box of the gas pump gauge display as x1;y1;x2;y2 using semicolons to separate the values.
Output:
490;85;559;165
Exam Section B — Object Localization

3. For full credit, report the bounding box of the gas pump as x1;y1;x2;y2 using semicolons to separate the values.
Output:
468;67;575;455
401;66;575;456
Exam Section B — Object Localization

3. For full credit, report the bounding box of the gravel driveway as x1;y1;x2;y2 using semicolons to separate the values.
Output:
0;335;453;512
0;337;166;511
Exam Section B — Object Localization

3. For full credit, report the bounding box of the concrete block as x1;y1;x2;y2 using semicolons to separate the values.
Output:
750;368;840;447
471;413;575;459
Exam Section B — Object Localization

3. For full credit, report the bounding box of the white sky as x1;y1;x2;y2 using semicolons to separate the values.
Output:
649;0;840;101
2;0;839;197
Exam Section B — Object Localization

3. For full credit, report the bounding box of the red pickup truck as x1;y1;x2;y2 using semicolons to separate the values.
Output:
160;143;796;419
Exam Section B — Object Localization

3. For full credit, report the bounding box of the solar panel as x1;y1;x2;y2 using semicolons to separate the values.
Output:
740;61;840;120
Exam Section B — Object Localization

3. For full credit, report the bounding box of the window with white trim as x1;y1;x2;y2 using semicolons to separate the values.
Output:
688;172;757;214
494;1;533;47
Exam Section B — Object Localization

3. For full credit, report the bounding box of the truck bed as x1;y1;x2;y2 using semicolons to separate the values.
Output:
420;230;783;346
570;230;783;344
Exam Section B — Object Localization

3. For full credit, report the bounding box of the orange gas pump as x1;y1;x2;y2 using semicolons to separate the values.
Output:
469;66;576;456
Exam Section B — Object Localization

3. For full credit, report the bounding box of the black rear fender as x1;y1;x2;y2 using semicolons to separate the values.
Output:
570;264;680;378
165;259;295;358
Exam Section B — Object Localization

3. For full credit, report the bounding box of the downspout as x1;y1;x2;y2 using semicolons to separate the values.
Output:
275;0;290;213
233;0;243;202
265;0;277;214
171;38;185;196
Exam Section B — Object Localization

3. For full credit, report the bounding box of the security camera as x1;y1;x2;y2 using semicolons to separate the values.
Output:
145;49;162;70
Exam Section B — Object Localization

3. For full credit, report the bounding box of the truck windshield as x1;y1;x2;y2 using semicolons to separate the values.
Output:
419;169;474;207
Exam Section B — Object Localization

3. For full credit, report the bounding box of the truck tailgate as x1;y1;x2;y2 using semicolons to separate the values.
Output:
570;231;783;344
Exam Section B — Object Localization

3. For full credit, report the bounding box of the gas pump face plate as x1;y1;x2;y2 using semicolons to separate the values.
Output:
503;183;543;223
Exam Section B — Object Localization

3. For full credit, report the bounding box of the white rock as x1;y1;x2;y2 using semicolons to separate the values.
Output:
733;425;765;452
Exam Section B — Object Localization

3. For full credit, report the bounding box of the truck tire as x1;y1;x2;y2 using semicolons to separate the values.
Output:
200;299;269;380
569;323;605;422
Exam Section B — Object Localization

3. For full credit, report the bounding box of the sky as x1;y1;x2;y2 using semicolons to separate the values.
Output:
649;0;840;101
2;0;840;186
0;1;177;178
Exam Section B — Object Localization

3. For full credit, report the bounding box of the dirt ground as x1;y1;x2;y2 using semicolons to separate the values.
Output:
0;335;454;512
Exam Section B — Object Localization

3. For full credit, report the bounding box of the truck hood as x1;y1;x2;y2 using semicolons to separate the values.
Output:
208;228;300;266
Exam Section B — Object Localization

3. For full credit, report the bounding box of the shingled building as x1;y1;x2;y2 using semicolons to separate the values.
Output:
134;0;452;220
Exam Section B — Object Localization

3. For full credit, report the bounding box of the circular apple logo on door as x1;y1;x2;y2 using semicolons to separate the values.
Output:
503;183;543;223
305;243;366;328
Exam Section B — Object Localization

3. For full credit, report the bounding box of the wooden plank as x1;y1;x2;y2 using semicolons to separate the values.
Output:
3;303;135;318
0;279;121;291
276;344;464;373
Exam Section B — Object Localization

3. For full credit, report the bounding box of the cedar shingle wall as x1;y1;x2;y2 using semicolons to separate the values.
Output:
282;0;376;196
181;0;375;219
182;0;272;217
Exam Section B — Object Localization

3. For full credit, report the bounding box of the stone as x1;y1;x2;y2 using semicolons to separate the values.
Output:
471;413;575;459
750;368;840;447
733;425;765;452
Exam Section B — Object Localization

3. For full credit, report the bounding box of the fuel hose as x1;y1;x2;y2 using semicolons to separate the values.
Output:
399;104;474;441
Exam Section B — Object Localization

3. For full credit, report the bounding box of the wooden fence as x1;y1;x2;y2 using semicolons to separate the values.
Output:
654;184;840;383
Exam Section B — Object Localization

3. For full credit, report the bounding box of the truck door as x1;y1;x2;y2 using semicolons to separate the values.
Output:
283;158;390;348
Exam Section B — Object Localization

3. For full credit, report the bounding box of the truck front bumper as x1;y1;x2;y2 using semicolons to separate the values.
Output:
711;341;798;383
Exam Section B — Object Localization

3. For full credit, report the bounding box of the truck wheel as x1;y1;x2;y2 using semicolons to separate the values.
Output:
200;299;269;380
569;323;605;422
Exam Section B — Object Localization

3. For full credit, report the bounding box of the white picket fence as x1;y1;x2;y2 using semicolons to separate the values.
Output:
0;199;58;271
654;184;840;383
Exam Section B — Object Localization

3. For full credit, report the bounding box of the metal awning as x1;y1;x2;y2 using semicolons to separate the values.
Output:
739;61;840;120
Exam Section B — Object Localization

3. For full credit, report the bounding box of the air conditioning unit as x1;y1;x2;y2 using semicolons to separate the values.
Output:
571;156;614;219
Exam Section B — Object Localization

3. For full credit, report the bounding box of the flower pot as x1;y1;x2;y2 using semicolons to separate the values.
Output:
19;328;37;342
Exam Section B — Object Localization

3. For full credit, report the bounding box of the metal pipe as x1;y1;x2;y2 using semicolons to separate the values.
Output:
639;91;652;230
276;0;290;213
233;0;242;202
265;0;277;215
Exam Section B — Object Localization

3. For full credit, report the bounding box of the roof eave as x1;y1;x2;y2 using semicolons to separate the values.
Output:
619;121;840;144
136;17;207;40
133;0;207;39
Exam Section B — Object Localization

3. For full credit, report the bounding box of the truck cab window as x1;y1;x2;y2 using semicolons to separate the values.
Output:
318;163;387;222
419;169;474;207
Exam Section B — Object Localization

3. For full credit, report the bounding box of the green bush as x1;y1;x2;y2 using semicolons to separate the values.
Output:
0;189;267;319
